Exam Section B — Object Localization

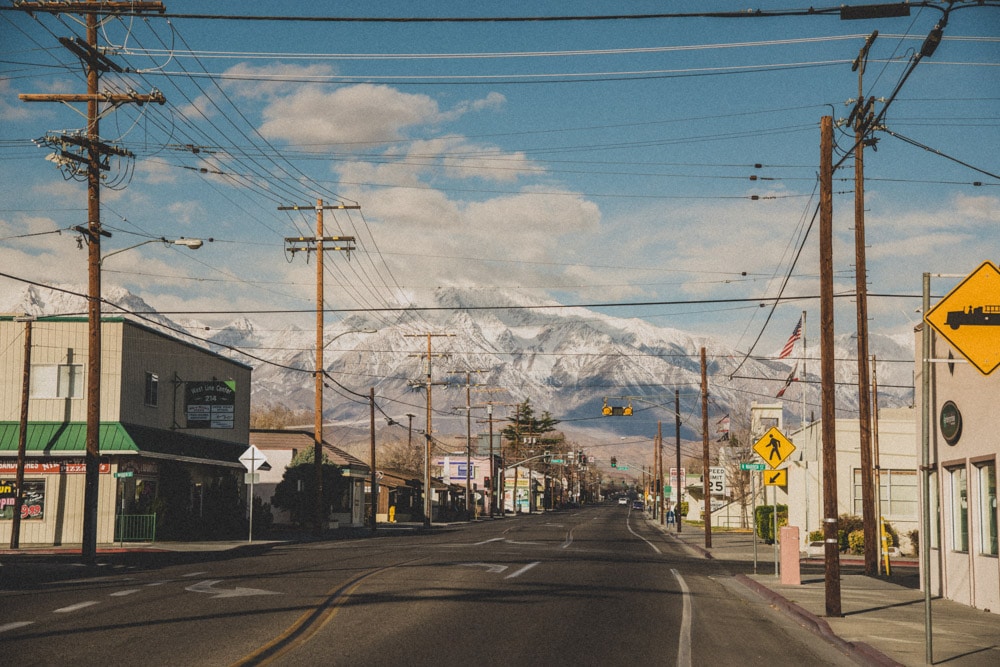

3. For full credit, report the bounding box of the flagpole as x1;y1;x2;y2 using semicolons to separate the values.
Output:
801;310;807;428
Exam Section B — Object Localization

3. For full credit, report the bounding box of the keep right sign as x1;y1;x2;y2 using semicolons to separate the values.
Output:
924;261;1000;375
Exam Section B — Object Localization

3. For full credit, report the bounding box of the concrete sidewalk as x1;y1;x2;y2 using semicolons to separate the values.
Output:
652;518;1000;666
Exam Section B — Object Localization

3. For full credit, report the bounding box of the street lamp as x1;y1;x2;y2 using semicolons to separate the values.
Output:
100;236;210;265
80;232;206;564
313;327;377;536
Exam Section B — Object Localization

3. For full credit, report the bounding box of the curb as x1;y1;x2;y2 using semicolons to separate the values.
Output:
735;574;902;667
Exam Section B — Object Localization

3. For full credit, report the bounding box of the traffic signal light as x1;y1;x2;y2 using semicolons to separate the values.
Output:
602;398;633;416
611;456;617;468
484;476;490;489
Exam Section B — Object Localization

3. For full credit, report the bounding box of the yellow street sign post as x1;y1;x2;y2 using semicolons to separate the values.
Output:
924;260;1000;375
763;469;788;487
753;426;797;468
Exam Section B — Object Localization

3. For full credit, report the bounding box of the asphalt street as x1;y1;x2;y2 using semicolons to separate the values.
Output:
3;505;859;666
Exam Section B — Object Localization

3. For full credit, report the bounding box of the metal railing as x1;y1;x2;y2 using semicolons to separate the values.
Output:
115;514;156;542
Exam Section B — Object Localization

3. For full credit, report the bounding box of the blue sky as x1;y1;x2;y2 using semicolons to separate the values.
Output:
1;1;998;358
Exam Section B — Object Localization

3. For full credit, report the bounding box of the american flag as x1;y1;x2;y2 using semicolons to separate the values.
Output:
776;362;799;398
778;316;803;359
715;415;730;441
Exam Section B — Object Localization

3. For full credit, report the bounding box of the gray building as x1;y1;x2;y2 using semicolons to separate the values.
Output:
1;316;252;545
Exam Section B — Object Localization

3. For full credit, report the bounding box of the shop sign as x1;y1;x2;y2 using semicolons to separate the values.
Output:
185;380;237;429
0;459;110;474
939;401;963;446
0;479;45;520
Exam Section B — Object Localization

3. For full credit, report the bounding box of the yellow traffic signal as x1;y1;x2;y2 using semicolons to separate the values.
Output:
623;402;633;416
602;399;612;416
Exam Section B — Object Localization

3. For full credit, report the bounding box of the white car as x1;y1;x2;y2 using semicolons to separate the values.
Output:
618;497;628;505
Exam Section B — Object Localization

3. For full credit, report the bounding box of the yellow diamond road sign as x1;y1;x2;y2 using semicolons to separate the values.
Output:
753;426;796;468
924;261;1000;376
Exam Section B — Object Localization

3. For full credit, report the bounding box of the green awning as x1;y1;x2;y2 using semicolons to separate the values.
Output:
0;422;244;467
0;422;136;454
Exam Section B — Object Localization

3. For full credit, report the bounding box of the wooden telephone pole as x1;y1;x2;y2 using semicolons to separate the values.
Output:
820;115;842;617
280;200;358;535
406;334;452;527
17;0;166;565
851;32;880;577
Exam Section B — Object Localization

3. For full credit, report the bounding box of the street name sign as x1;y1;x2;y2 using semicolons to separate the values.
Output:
113;471;134;479
752;427;796;468
924;260;1000;375
740;462;767;471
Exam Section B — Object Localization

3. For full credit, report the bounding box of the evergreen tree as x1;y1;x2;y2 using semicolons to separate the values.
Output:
271;448;348;527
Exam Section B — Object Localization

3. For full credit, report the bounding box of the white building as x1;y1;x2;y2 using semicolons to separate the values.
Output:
916;322;999;614
783;408;918;551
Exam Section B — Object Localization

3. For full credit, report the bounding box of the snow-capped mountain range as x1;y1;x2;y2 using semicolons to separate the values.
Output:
2;284;916;451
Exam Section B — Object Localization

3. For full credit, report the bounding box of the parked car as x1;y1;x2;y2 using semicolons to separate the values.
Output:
631;500;644;511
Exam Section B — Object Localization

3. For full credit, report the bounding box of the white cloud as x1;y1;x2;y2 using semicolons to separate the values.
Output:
259;83;439;146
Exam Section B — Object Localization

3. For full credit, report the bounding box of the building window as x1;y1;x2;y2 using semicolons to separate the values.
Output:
930;470;939;549
853;469;917;520
978;462;998;556
30;364;83;399
950;466;968;553
144;372;159;407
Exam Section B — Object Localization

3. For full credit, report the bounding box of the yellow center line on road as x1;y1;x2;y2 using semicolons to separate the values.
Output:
231;557;426;667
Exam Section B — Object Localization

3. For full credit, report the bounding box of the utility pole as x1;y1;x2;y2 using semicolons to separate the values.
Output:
851;31;880;577
701;347;711;549
406;413;416;448
406;333;452;527
488;404;496;516
820;115;842;617
478;402;514;517
280;200;358;536
451;369;487;514
657;421;664;526
675;389;682;535
10;316;33;549
17;0;166;565
370;387;377;534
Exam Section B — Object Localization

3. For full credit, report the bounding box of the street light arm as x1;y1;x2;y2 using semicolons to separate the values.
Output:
504;452;550;470
100;236;209;265
323;327;377;349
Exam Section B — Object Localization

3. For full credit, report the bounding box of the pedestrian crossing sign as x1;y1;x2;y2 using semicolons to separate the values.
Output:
752;426;796;468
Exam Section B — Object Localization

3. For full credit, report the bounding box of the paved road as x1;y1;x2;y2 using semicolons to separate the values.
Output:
3;506;859;666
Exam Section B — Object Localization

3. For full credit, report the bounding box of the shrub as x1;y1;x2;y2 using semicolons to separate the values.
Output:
808;529;824;543
848;529;865;555
755;504;788;544
907;529;919;554
882;521;900;548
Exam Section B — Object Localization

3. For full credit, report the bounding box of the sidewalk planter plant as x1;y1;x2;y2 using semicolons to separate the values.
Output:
755;504;788;544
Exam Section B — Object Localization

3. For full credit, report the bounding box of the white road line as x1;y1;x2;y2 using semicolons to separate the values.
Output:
54;601;99;613
626;516;661;554
0;622;34;633
183;571;208;577
505;561;540;579
561;528;574;549
474;537;505;546
109;589;140;597
671;568;693;667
